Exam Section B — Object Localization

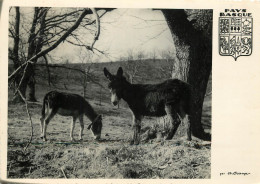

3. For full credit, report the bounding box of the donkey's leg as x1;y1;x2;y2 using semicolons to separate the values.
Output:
185;114;191;141
179;106;191;141
42;108;56;142
130;113;142;145
70;116;77;141
40;118;44;135
78;114;84;141
40;103;48;136
164;105;181;140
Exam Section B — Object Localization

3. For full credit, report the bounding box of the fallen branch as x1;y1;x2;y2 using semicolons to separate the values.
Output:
61;167;68;178
17;90;34;153
7;162;13;177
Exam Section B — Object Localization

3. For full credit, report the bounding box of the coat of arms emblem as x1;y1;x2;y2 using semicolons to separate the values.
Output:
219;9;253;60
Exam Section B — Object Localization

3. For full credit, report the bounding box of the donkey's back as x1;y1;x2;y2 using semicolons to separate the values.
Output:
133;79;191;116
141;79;190;97
42;91;87;116
40;91;103;141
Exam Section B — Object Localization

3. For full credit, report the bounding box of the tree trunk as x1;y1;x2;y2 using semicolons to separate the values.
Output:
13;7;20;69
26;8;39;101
11;7;23;102
99;86;102;106
83;73;87;98
162;9;212;140
27;8;47;102
27;65;37;102
43;55;51;86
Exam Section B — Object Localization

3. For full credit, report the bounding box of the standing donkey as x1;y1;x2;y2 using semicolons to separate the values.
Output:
104;67;191;145
40;91;102;141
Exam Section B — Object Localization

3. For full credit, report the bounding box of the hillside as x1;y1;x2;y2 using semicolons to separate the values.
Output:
7;59;211;178
31;59;211;129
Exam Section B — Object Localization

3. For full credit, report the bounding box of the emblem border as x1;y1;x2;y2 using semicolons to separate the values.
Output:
218;16;253;61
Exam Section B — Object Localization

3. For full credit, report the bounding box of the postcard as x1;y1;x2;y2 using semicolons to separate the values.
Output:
0;0;260;184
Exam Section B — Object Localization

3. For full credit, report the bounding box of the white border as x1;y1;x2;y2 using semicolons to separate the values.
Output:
1;0;260;184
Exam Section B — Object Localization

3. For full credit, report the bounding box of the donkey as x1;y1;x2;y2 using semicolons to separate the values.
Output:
104;67;191;145
40;91;102;141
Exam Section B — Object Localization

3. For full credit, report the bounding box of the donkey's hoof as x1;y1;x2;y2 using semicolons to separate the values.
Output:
40;136;47;141
187;138;192;141
132;140;140;145
129;140;135;145
164;137;172;140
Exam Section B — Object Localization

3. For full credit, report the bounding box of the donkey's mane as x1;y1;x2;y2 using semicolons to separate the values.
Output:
108;76;129;88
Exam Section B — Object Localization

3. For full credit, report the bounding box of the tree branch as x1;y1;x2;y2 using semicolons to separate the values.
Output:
90;8;100;50
14;62;29;95
8;8;91;81
36;63;105;89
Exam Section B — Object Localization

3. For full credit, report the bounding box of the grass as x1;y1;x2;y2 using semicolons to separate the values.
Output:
7;60;211;178
8;137;211;179
7;97;211;179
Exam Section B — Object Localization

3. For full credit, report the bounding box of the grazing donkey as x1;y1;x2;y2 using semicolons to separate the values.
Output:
40;91;102;141
104;67;191;145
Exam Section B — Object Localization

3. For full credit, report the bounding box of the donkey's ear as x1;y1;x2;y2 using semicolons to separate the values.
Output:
104;67;113;81
117;67;123;77
97;114;102;120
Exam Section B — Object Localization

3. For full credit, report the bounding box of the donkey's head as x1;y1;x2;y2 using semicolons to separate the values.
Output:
104;67;127;106
87;114;102;140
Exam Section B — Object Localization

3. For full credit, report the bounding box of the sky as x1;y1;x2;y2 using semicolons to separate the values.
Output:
51;8;175;63
9;8;175;63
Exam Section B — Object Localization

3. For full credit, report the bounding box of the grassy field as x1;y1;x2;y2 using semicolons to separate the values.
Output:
7;60;211;179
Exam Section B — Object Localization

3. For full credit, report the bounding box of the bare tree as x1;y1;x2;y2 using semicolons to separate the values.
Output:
159;47;176;79
8;7;113;102
127;49;134;61
150;47;157;62
77;51;95;98
137;50;145;61
122;49;145;84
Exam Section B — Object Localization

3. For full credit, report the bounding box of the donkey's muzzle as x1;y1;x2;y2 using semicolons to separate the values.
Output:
112;101;118;106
